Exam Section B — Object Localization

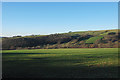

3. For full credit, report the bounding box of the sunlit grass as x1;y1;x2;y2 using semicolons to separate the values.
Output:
2;48;119;78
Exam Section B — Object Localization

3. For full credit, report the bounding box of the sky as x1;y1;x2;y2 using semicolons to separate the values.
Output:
2;2;118;37
1;0;120;2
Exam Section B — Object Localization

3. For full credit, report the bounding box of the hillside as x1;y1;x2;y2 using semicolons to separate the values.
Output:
2;29;120;50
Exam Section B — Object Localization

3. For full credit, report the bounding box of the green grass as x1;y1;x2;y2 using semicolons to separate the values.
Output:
85;36;103;44
2;48;119;78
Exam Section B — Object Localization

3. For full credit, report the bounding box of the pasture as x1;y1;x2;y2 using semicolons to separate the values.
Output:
2;48;119;78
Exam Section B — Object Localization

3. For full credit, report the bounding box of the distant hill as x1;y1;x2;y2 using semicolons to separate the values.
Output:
2;29;120;50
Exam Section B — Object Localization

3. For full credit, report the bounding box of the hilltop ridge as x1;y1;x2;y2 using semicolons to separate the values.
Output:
2;29;120;50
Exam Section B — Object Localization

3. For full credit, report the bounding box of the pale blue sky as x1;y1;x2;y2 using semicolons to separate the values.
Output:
2;0;120;2
2;2;118;37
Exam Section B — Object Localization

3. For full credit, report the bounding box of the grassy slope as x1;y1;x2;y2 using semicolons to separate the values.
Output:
85;36;103;44
61;29;119;45
8;29;118;39
2;29;119;49
2;48;119;78
65;29;118;35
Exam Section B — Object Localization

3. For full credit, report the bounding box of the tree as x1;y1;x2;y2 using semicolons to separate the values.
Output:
68;31;72;33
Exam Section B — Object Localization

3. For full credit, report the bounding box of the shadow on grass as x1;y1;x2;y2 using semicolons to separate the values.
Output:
2;64;119;78
2;52;119;79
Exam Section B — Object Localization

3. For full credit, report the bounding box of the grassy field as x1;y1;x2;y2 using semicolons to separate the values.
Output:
2;48;119;78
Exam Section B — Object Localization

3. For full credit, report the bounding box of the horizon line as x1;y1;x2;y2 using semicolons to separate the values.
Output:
1;28;119;37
